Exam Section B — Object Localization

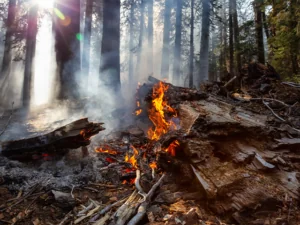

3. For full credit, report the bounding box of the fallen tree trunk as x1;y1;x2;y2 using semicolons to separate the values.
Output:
0;118;105;159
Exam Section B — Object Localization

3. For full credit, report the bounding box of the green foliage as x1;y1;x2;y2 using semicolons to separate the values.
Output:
266;0;300;79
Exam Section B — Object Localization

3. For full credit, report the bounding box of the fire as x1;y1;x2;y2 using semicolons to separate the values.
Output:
147;82;177;140
135;109;142;116
95;147;118;155
125;145;139;168
122;178;136;185
165;140;179;156
149;161;157;169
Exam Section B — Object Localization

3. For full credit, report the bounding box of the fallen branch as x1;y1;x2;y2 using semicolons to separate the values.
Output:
58;211;73;225
223;76;237;88
262;99;286;122
282;82;300;88
135;169;146;200
89;197;127;222
127;173;166;225
251;98;290;107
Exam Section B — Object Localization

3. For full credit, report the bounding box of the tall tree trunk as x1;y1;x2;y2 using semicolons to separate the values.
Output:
23;5;38;107
198;0;210;86
262;10;269;39
189;0;194;88
54;0;81;99
136;0;145;77
254;0;265;64
128;0;134;81
173;0;183;85
210;28;217;81
232;0;241;73
161;0;172;79
229;0;234;76
289;0;299;75
147;0;153;75
1;0;17;79
100;0;120;91
219;0;227;80
82;0;93;81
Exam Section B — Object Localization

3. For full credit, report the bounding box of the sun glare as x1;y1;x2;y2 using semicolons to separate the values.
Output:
33;0;54;9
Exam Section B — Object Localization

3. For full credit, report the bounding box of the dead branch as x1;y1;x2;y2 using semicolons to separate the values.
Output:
223;76;237;88
262;99;286;122
89;197;127;222
58;211;72;225
135;169;146;200
127;173;166;225
251;97;290;107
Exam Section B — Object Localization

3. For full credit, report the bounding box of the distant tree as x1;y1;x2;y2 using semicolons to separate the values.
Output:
128;0;135;80
253;0;265;64
1;0;17;79
147;0;153;75
100;0;121;91
173;0;183;84
198;0;211;85
23;4;38;106
136;0;145;76
54;0;81;99
161;0;172;79
188;0;194;87
82;0;94;81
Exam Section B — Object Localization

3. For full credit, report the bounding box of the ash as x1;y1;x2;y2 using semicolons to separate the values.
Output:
0;149;105;192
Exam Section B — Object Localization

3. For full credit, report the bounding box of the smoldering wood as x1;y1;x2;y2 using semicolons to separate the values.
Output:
0;118;105;159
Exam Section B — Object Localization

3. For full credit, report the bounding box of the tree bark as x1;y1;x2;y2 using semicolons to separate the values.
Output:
160;0;172;80
254;0;265;64
1;0;17;79
232;0;241;73
189;0;194;88
262;10;269;39
128;0;135;81
198;0;210;86
173;0;183;85
82;0;93;81
229;0;234;77
54;0;81;99
147;0;153;76
100;0;121;91
23;4;38;107
136;0;145;77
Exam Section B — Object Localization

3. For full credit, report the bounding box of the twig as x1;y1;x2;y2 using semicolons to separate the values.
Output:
282;82;300;88
135;169;146;200
0;102;14;137
127;173;166;225
89;197;127;222
71;185;75;198
99;163;119;171
77;202;94;217
251;97;290;107
58;211;72;225
262;99;286;122
223;76;237;88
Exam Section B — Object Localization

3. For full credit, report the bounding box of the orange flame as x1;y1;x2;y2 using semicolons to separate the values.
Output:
95;147;118;155
149;161;157;169
165;140;179;156
125;145;139;168
135;109;142;116
147;82;177;140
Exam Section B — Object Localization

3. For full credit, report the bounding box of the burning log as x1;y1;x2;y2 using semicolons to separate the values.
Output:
0;118;105;159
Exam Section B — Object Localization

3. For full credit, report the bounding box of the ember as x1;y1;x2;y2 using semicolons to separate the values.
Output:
125;145;139;168
147;82;178;140
165;140;179;156
95;147;118;155
134;109;142;116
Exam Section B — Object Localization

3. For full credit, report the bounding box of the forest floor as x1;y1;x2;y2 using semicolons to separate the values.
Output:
1;69;300;225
